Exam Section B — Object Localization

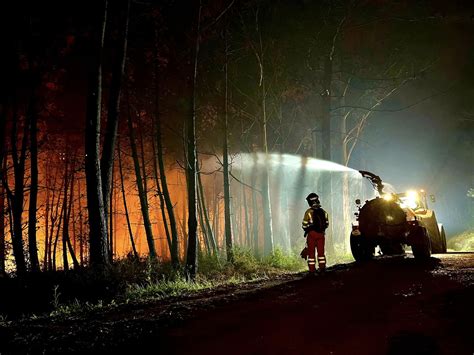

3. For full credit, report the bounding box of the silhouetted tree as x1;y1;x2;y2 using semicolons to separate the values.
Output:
118;136;138;258
27;91;41;272
243;5;273;255
101;0;131;219
152;24;180;266
185;0;202;281
85;0;110;267
222;23;233;262
127;94;157;259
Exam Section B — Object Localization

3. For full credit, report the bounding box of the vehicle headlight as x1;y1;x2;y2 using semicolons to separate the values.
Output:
402;190;418;209
383;194;393;201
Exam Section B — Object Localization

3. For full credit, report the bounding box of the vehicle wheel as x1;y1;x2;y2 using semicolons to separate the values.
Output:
350;234;374;262
439;226;447;253
411;227;431;259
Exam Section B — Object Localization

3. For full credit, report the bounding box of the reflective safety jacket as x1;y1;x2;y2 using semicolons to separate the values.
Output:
302;207;329;233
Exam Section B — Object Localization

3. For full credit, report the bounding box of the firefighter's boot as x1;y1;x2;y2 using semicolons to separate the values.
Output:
317;256;326;273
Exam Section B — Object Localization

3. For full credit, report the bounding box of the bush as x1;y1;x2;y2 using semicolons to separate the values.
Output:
230;247;261;277
263;247;306;271
197;253;224;278
448;230;474;251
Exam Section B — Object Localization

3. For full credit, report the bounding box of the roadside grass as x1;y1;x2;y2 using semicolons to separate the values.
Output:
0;247;306;321
0;246;360;322
124;247;306;304
46;246;358;320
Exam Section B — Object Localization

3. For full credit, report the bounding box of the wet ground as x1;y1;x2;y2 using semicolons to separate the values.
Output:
1;253;472;354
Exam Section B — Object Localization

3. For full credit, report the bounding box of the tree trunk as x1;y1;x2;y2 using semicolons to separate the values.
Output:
9;107;28;275
78;178;85;265
85;0;109;268
72;188;78;260
65;168;80;269
213;185;220;250
152;26;180;267
127;96;157;259
261;150;273;256
341;80;351;253
223;26;233;262
140;119;157;258
321;55;335;250
101;0;130;219
27;91;40;272
321;56;332;162
196;181;211;255
254;10;273;256
250;157;259;255
118;137;138;259
108;160;114;261
62;158;70;271
197;171;217;255
43;164;50;271
6;198;14;263
47;171;63;271
151;135;172;258
53;196;65;271
242;178;251;249
185;1;202;281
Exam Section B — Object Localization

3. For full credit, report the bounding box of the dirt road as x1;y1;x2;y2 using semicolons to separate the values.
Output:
1;253;473;354
155;253;473;355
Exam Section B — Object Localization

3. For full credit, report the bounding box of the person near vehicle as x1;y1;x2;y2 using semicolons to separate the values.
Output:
302;193;329;273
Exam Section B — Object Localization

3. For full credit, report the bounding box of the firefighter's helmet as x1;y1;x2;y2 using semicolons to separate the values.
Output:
306;192;320;207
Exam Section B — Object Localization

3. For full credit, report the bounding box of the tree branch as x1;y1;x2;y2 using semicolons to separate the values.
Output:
332;83;457;113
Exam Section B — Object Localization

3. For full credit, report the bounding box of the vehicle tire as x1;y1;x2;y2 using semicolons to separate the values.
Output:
411;227;431;259
439;226;447;253
430;228;444;254
350;234;374;262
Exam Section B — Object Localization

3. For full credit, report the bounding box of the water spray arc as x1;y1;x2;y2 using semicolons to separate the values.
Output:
230;153;364;263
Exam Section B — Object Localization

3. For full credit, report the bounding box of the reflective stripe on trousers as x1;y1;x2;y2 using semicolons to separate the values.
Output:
307;231;326;272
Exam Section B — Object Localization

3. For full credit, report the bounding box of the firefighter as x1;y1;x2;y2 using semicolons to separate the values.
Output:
302;193;329;274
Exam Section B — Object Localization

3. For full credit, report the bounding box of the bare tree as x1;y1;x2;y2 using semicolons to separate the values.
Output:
243;6;273;255
118;137;138;258
152;25;180;266
185;0;202;280
127;95;157;259
27;91;40;272
84;0;110;267
222;23;233;262
3;107;28;275
101;0;131;219
62;152;80;270
197;170;218;255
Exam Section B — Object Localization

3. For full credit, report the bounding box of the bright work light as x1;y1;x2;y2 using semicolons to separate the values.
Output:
400;190;419;209
382;193;393;201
